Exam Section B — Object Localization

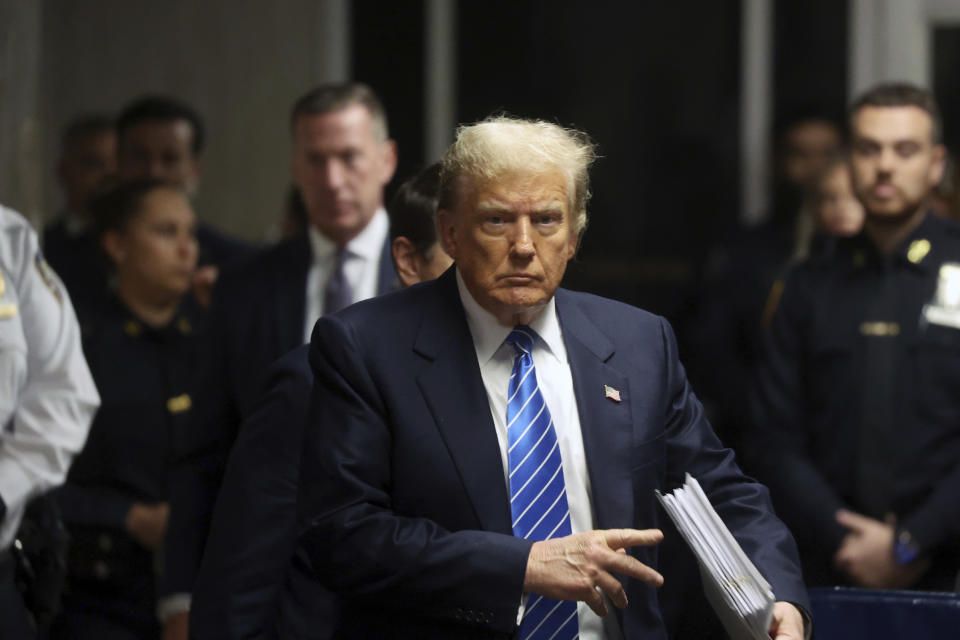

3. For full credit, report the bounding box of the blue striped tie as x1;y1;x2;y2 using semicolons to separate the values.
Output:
506;326;579;640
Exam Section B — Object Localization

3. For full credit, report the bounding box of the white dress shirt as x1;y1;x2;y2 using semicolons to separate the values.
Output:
303;208;389;342
0;205;99;549
456;270;623;640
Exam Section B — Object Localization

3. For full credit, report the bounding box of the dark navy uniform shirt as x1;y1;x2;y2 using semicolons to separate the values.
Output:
42;219;110;324
752;212;960;589
58;296;205;532
50;294;208;639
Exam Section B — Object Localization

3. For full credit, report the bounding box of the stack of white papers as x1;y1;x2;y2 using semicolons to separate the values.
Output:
656;474;775;640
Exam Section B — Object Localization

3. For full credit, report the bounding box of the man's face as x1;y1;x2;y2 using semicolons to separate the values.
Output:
849;105;945;219
781;120;843;189
59;130;117;213
291;104;397;246
438;170;579;326
117;119;201;196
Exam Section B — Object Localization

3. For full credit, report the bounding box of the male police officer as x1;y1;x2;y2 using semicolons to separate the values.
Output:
753;83;960;589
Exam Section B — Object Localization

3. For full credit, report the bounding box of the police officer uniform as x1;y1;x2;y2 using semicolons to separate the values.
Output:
752;211;960;589
0;205;99;637
42;216;111;324
52;295;204;639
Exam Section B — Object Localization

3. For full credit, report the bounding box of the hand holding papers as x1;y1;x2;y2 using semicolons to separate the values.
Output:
657;474;776;640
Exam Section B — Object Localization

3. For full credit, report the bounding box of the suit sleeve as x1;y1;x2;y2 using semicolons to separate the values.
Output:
297;314;531;634
748;272;848;554
657;317;810;611
190;350;336;638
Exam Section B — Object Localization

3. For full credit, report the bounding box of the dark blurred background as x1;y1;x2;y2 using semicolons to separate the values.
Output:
1;0;959;323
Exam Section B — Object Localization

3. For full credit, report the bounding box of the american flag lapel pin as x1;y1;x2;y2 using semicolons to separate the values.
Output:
604;384;622;403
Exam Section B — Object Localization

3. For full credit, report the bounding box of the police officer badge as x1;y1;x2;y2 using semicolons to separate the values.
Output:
922;263;960;329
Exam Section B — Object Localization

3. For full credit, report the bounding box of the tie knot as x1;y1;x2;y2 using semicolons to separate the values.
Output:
333;247;350;265
506;325;537;356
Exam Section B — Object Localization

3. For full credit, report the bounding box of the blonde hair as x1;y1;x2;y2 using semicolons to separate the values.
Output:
438;116;597;233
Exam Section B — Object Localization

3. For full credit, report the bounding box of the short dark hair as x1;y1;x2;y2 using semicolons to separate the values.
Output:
290;82;389;140
850;82;943;144
773;105;844;154
89;179;174;238
60;114;114;152
116;95;206;155
388;163;441;257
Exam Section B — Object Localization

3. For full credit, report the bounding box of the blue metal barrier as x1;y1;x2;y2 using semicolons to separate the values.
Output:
809;587;960;640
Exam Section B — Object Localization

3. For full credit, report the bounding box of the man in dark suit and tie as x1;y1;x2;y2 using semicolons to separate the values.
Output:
160;83;399;637
298;116;809;639
188;163;451;640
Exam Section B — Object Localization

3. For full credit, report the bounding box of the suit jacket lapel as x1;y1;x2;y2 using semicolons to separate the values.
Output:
556;289;635;531
414;270;514;535
274;234;310;350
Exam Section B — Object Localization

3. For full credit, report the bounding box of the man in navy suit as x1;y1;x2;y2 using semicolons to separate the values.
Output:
188;164;451;639
298;117;809;639
160;83;398;636
186;345;330;640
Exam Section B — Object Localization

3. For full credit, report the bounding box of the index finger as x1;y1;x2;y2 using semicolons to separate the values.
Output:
835;509;871;532
602;528;664;550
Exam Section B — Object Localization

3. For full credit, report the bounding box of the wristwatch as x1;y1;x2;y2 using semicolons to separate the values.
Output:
893;528;921;565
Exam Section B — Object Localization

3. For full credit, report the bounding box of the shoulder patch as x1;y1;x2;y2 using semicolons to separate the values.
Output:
34;250;62;304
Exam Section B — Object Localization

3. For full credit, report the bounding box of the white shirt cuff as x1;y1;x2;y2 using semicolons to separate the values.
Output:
157;593;191;623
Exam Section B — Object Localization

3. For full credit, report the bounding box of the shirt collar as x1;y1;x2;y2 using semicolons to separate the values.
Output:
848;210;940;273
455;267;565;366
307;207;388;264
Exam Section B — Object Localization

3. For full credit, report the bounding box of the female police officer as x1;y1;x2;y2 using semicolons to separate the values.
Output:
52;180;205;639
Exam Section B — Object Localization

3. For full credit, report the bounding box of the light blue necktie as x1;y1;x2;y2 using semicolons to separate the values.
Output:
506;326;578;640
